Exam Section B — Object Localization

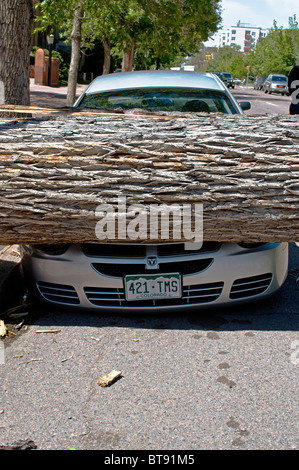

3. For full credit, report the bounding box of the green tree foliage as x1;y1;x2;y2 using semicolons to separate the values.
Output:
288;14;298;29
196;16;298;80
250;19;297;76
34;0;221;103
201;45;248;78
138;0;222;68
35;0;221;71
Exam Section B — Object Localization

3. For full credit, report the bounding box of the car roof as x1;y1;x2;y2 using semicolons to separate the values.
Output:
83;70;226;94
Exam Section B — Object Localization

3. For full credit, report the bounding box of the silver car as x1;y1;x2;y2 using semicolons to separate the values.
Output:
263;74;289;95
22;71;288;312
74;70;250;112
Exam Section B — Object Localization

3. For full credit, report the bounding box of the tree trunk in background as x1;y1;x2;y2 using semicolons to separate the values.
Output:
102;39;111;75
0;0;33;105
66;4;83;107
122;40;135;72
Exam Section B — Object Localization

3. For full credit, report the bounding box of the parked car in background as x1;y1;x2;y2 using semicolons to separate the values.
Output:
221;72;235;88
253;76;266;90
214;72;225;82
263;74;289;95
20;71;289;314
233;78;242;85
214;72;235;88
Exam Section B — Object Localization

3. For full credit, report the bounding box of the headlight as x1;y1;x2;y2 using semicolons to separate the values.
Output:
238;243;267;249
31;244;70;255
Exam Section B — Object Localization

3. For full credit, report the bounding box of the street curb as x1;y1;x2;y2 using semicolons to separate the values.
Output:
0;246;24;313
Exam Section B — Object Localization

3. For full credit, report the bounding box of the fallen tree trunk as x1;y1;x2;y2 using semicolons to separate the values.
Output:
0;108;298;244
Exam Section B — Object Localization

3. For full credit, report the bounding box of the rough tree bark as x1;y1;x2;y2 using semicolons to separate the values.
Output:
122;40;135;72
66;3;83;107
0;110;298;244
0;0;33;105
102;39;111;75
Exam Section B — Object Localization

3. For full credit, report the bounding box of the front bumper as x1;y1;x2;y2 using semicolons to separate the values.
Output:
21;242;289;312
270;85;288;94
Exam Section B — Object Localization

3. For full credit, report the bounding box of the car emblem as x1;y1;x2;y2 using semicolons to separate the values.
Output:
146;256;158;268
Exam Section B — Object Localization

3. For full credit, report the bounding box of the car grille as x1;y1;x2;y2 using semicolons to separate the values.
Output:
37;281;80;305
92;258;213;277
82;242;221;258
84;281;224;307
229;273;272;299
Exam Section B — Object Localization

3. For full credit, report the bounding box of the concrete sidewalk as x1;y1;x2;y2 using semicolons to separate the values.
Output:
29;78;88;108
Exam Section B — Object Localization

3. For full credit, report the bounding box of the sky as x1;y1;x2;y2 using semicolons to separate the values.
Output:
204;0;298;46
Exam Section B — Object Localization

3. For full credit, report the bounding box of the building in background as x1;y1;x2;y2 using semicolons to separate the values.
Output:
216;22;269;52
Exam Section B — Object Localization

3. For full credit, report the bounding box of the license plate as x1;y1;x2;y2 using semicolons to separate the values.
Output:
124;273;181;301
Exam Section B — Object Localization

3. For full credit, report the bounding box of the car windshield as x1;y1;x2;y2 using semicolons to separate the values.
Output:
272;76;287;82
78;87;238;114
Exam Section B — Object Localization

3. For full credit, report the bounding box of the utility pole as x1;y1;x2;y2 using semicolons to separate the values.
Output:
47;34;54;87
246;65;251;86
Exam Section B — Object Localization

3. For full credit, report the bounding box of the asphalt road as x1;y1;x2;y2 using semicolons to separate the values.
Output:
0;245;298;452
231;85;291;115
0;87;298;452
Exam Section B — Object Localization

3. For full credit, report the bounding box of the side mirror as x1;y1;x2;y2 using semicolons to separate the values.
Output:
239;101;251;111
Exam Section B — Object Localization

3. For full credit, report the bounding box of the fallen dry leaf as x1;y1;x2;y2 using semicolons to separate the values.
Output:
35;329;61;334
0;320;7;337
97;369;122;387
